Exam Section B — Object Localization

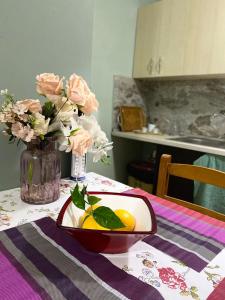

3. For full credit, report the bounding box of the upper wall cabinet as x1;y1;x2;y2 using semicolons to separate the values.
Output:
133;0;225;78
133;1;162;78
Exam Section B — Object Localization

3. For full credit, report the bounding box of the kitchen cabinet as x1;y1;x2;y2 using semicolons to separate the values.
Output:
184;0;225;76
133;0;225;78
133;1;162;78
158;0;191;77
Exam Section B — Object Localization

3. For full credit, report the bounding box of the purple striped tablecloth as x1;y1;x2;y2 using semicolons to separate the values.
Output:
0;188;224;300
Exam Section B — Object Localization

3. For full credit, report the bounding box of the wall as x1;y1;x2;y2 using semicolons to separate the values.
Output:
87;0;155;179
0;0;156;190
0;0;94;190
112;76;225;138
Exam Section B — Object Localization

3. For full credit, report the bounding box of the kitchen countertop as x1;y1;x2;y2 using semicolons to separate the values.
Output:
112;130;225;156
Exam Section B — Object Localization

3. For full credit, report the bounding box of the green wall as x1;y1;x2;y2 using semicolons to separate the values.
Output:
0;0;155;190
87;0;155;180
0;0;94;190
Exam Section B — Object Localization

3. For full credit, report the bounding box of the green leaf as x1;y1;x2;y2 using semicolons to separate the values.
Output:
87;195;101;205
70;128;79;136
71;183;85;210
42;101;55;119
28;161;33;185
93;206;125;229
8;135;15;143
190;291;200;300
100;155;111;165
82;214;90;226
180;291;190;296
190;287;198;292
81;185;87;197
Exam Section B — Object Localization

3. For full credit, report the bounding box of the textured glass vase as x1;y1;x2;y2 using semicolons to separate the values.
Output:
20;138;61;204
71;154;86;181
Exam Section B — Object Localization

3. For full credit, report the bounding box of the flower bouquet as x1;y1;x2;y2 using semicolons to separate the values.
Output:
0;73;112;204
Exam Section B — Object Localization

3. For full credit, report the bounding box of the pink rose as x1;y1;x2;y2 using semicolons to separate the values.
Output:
80;92;99;115
36;73;64;99
16;99;42;114
11;122;34;142
68;128;92;156
66;74;90;106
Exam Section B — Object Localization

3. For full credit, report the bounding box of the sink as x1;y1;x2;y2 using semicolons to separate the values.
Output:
167;135;225;149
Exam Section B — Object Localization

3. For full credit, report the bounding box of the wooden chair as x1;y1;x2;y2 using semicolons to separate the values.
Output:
156;154;225;222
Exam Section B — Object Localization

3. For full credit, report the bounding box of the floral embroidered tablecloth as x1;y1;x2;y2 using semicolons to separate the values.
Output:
0;172;224;300
0;172;129;231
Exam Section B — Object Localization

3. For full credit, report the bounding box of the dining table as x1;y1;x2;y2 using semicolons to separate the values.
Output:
0;172;224;300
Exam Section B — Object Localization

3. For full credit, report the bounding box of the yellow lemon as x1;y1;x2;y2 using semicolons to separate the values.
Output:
114;209;136;231
79;204;100;227
82;215;110;230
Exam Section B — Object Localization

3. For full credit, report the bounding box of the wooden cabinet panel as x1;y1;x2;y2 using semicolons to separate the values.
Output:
133;1;162;78
182;0;225;76
183;0;218;75
158;0;191;77
133;0;225;78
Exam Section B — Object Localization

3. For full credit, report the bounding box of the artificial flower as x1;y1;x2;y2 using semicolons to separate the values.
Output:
16;99;42;113
68;128;92;156
11;122;34;142
0;72;112;162
33;113;50;136
66;74;90;106
80;92;99;115
36;73;64;99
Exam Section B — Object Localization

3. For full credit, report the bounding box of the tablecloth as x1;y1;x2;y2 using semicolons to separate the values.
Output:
0;173;224;300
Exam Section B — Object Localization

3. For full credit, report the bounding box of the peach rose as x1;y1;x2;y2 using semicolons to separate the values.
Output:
68;128;92;156
36;73;64;99
80;92;99;115
15;99;42;114
66;74;90;106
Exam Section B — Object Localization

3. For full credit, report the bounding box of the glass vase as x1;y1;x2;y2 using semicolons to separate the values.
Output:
20;138;61;204
71;154;86;181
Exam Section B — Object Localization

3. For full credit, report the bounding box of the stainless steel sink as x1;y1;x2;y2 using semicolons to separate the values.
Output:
167;135;225;149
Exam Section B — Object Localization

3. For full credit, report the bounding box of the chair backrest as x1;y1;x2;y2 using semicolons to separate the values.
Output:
156;154;225;221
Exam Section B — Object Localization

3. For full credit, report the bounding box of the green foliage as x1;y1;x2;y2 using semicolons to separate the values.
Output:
100;155;111;165
93;206;125;229
28;161;33;185
70;183;125;229
70;128;79;136
87;195;101;205
71;184;85;210
42;101;55;119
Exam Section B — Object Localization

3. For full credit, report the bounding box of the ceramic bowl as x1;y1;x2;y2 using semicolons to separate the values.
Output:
56;192;157;253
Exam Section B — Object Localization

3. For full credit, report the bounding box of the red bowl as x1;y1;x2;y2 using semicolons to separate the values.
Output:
56;192;157;253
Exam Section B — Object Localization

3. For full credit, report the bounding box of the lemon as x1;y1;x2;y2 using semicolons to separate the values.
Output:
79;204;100;227
114;209;136;231
82;215;110;230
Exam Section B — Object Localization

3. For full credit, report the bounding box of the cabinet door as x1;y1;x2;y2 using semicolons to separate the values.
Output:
133;2;162;78
183;0;225;76
209;0;225;75
157;0;191;77
183;0;217;75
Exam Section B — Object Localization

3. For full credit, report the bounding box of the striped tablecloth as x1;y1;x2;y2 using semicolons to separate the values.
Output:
0;186;225;299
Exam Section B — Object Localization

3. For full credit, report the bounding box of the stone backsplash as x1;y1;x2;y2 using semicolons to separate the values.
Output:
113;75;225;137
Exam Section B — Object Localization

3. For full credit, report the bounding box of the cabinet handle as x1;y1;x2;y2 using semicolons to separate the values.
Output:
147;58;153;75
157;57;162;74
